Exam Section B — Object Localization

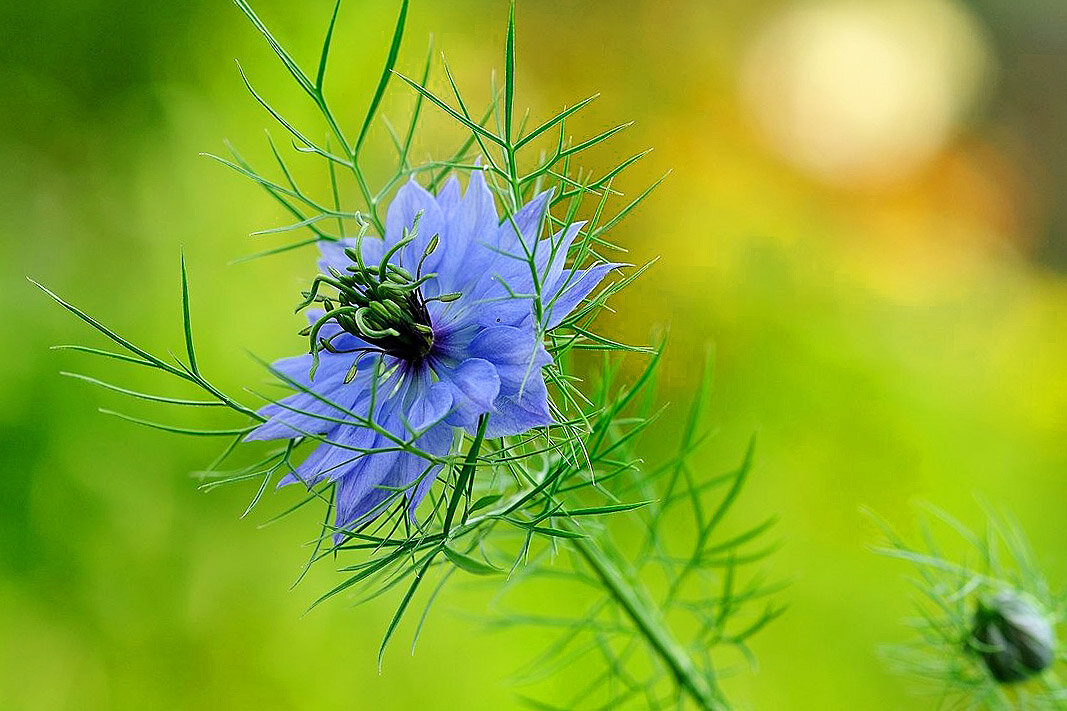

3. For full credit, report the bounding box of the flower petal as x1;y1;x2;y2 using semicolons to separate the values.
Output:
405;423;455;519
404;380;453;433
333;421;453;541
434;170;501;294
246;352;376;441
333;448;403;537
544;262;621;329
468;325;552;390
278;422;379;487
435;176;461;214
494;189;551;254
453;171;497;243
443;357;501;427
385;179;446;270
542;221;586;291
484;372;554;438
318;236;385;275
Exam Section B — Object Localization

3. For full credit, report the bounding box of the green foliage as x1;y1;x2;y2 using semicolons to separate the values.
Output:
35;2;779;710
873;505;1067;710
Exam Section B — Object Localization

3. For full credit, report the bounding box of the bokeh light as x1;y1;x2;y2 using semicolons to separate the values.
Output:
742;0;993;185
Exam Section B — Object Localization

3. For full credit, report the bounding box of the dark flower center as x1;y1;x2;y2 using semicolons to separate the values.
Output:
333;282;435;362
297;223;459;378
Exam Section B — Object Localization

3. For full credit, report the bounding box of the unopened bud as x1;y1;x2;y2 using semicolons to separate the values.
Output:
972;591;1057;683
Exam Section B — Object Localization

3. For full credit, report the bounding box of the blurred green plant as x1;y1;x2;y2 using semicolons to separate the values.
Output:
873;504;1066;710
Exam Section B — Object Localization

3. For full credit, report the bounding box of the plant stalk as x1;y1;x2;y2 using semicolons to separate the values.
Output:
442;415;489;536
571;535;719;710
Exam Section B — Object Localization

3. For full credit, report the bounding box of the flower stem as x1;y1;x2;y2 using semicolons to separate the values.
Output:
571;535;719;710
442;415;488;536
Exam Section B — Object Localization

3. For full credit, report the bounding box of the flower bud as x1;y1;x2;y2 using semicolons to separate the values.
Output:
972;591;1057;683
424;233;439;256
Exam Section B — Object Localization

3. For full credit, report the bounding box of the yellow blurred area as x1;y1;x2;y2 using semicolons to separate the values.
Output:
2;0;1066;709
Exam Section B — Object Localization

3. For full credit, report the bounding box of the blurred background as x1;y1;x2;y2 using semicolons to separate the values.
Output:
2;0;1066;708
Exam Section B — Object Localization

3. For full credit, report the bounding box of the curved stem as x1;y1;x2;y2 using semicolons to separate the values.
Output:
570;535;720;710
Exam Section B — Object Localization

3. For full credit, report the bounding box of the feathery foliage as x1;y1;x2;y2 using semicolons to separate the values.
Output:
35;2;779;709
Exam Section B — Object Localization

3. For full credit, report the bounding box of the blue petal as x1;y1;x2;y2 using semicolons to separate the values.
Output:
452;171;497;245
495;189;551;254
542;221;586;289
484;372;554;438
443;357;500;427
435;170;500;294
279;422;379;487
405;423;454;518
246;352;376;441
455;247;541;328
435;176;461;214
469;325;554;438
317;238;353;275
472;292;536;329
333;420;453;541
468;325;552;390
385;179;446;271
404;380;453;432
289;309;374;359
451;202;584;331
333;447;403;535
267;352;318;385
318;236;385;275
247;395;344;441
544;262;620;329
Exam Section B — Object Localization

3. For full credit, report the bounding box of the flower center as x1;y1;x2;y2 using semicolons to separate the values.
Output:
298;220;460;378
333;278;436;362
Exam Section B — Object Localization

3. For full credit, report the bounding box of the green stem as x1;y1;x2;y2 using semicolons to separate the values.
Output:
571;535;719;710
442;415;488;536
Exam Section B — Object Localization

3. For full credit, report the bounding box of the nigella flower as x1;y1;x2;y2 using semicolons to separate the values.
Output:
247;171;618;540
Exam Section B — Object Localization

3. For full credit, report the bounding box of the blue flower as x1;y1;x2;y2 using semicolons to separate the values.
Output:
247;171;618;539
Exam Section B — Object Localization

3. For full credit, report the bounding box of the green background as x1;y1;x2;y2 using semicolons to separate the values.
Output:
2;0;1066;708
